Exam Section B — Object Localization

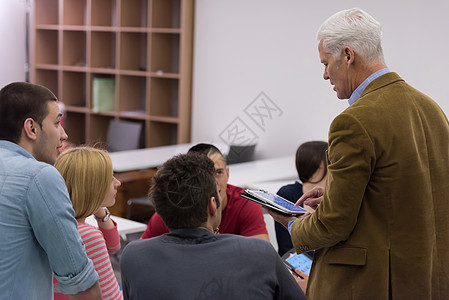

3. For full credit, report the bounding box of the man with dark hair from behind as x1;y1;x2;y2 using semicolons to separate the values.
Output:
0;82;102;299
141;143;270;241
120;152;306;299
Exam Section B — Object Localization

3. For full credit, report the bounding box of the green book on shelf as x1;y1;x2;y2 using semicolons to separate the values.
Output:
92;78;115;112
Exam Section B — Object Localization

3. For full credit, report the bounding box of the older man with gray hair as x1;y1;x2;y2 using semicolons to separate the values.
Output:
269;8;449;299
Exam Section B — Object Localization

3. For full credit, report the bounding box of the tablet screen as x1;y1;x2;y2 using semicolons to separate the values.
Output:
286;253;312;275
249;190;306;213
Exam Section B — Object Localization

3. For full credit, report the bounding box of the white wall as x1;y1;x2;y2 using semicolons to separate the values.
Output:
2;0;449;160
0;0;27;87
192;0;449;159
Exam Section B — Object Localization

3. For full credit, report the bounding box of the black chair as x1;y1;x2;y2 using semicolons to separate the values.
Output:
226;144;257;165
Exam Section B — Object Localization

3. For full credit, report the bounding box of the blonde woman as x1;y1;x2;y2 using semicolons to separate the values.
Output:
53;146;122;300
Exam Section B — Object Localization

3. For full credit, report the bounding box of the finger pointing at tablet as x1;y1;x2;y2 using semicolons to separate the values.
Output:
296;186;324;209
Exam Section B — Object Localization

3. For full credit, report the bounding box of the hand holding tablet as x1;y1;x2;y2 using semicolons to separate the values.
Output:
283;251;313;276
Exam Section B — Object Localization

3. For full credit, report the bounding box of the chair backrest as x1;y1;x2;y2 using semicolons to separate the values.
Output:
107;119;143;152
226;144;256;165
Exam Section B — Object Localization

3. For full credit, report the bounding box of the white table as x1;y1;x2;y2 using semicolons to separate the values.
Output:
228;156;297;188
109;143;229;172
85;215;147;239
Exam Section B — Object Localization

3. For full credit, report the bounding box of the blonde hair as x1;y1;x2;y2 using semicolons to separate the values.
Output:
55;146;113;219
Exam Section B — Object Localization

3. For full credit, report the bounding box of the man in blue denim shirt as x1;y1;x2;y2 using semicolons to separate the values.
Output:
0;82;102;299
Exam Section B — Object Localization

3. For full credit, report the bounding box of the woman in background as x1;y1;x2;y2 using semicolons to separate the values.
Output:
53;146;122;300
275;141;328;256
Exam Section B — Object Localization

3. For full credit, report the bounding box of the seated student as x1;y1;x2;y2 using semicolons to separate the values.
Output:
53;146;123;300
275;141;328;256
120;152;307;299
141;143;269;241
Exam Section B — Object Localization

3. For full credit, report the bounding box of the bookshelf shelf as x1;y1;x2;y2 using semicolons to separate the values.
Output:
31;0;193;149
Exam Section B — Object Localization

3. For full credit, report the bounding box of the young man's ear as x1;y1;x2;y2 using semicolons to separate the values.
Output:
208;196;218;216
23;118;38;140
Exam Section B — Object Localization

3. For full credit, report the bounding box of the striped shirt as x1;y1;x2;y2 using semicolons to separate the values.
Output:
54;220;122;300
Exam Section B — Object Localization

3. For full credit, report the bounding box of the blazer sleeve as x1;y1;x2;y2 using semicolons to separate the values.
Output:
291;111;375;251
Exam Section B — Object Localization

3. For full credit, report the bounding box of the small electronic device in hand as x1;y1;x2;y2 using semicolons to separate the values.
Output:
240;189;307;216
282;248;313;276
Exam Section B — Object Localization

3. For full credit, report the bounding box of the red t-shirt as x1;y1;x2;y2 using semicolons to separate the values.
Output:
141;184;268;238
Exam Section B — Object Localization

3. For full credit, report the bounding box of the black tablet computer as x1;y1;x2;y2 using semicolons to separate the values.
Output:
240;189;307;216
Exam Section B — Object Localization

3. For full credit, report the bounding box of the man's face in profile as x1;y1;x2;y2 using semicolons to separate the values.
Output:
318;41;352;100
33;101;68;165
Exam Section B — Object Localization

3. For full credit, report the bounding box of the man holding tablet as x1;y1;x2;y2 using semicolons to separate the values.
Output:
268;8;449;300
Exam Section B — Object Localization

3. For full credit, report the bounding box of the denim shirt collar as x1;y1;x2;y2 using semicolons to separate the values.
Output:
0;140;35;160
348;68;390;105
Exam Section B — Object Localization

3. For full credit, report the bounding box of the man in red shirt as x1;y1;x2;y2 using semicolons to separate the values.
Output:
141;143;269;241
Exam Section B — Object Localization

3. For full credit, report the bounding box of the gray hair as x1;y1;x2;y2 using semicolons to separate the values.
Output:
317;8;385;64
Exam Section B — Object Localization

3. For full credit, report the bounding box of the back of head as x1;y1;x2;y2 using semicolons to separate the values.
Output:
188;143;224;160
55;146;113;219
150;152;219;230
0;82;57;143
317;8;385;64
295;141;328;184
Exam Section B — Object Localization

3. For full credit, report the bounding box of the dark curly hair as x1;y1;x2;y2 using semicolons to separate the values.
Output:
149;152;220;230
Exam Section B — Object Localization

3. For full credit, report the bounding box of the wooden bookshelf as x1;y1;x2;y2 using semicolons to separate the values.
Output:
30;0;194;148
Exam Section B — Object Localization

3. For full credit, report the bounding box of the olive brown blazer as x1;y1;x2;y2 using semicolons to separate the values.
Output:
291;72;449;299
